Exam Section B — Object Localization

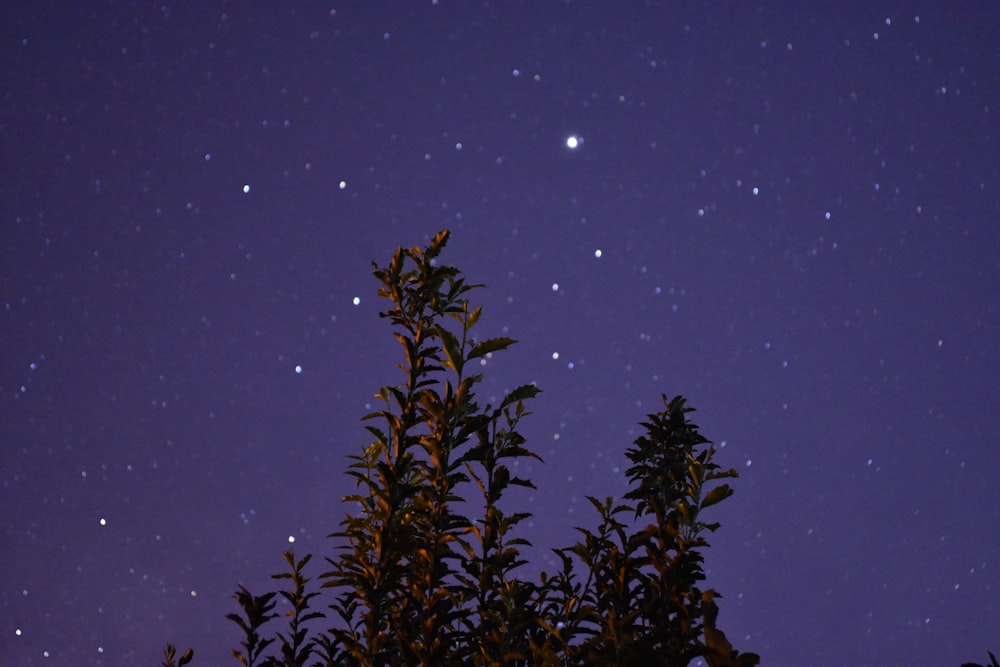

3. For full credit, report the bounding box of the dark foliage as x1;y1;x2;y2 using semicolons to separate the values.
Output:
162;230;759;666
530;396;757;667
160;644;193;667
226;585;277;667
963;651;1000;667
271;551;324;666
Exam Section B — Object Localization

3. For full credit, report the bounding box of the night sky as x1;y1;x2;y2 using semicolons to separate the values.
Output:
3;3;998;665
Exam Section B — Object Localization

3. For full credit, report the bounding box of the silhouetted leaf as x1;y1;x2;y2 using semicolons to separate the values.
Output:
701;478;731;507
468;336;516;360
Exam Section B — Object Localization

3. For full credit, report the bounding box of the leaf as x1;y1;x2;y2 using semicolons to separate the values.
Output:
466;304;483;330
500;383;541;408
429;229;451;255
468;336;516;360
508;476;536;489
437;326;464;373
701;484;734;509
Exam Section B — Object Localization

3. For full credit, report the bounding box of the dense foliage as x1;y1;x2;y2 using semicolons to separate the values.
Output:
161;230;759;666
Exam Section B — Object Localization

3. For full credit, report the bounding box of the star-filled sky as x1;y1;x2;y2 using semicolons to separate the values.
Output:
3;2;998;665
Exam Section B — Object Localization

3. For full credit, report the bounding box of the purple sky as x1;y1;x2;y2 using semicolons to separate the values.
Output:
3;3;998;665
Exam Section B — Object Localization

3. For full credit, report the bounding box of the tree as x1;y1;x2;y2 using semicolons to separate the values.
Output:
528;397;755;666
321;229;542;665
162;230;757;666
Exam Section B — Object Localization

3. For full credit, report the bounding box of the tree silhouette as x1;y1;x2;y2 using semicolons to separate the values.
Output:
161;230;758;666
321;229;542;665
527;396;755;667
